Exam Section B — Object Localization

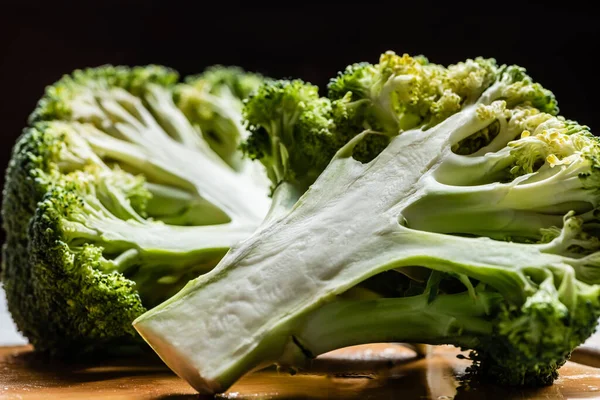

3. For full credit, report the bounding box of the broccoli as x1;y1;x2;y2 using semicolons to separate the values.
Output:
133;52;600;394
1;65;272;355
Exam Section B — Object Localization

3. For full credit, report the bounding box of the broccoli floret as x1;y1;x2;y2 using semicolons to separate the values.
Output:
133;52;600;394
241;79;338;199
1;65;271;356
327;52;499;134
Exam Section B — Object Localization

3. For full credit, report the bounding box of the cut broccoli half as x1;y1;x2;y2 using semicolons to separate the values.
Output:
133;52;600;394
1;65;271;356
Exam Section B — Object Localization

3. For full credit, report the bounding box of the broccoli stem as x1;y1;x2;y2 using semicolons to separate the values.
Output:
84;126;267;223
57;207;255;309
144;85;217;154
144;182;231;226
64;216;255;266
193;92;246;163
252;182;304;230
293;291;500;360
147;85;247;171
56;187;257;307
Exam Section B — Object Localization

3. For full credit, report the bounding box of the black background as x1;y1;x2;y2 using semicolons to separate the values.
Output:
0;1;598;244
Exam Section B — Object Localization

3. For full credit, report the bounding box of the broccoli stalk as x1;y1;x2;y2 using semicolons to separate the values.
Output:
133;53;600;394
1;65;271;355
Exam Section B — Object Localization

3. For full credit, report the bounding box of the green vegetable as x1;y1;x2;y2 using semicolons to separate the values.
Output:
133;52;600;394
1;64;271;356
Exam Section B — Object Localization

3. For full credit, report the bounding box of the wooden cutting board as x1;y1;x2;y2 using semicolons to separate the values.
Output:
2;344;600;399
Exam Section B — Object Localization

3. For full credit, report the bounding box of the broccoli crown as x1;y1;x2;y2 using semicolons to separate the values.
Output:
23;163;256;355
495;65;559;115
2;64;271;356
327;61;378;101
242;79;338;193
508;111;598;178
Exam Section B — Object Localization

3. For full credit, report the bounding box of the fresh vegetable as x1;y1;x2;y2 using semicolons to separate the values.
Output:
1;65;272;356
133;51;600;394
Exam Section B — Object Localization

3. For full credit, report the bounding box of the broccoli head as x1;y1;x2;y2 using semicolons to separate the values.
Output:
1;64;271;356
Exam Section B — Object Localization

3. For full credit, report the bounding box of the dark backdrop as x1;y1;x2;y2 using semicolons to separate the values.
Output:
1;1;598;245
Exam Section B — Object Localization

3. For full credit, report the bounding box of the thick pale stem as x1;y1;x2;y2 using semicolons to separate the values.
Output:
85;216;255;260
407;208;564;241
133;210;576;394
294;291;498;359
470;117;514;156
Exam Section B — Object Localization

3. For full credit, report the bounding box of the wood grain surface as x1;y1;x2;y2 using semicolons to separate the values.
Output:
2;343;600;399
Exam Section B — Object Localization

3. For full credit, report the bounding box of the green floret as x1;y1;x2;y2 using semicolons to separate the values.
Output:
327;52;499;135
491;65;559;115
327;62;377;101
1;64;271;356
1;123;103;343
466;276;600;386
326;52;500;162
133;51;600;394
31;189;147;353
242;79;338;197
